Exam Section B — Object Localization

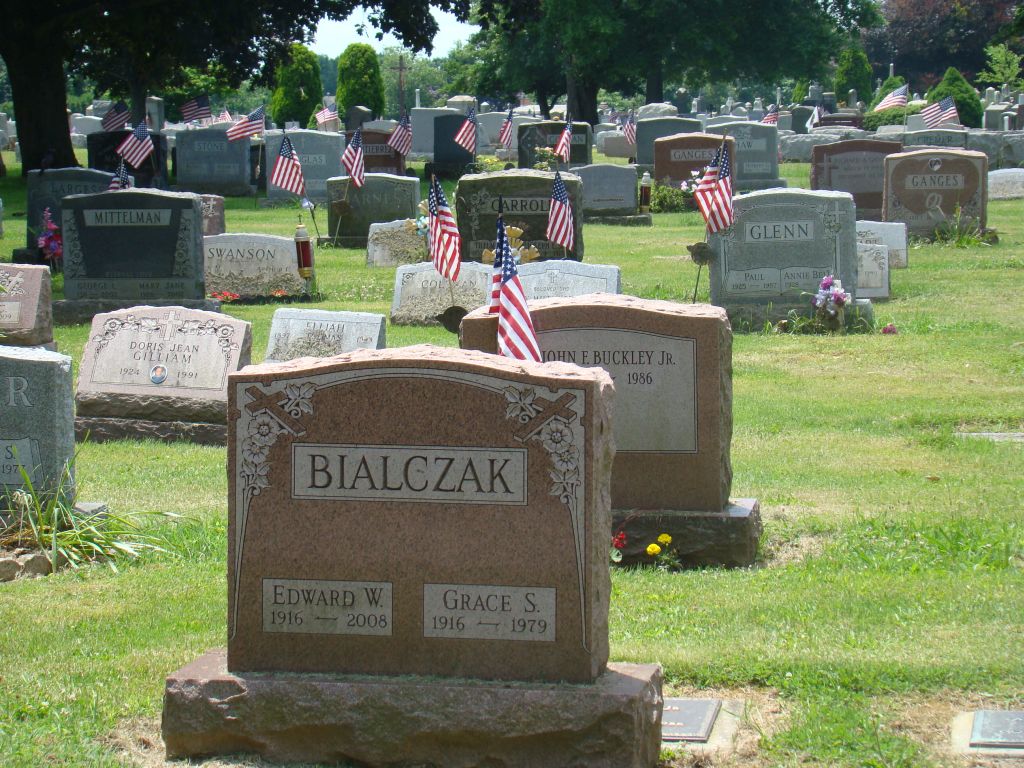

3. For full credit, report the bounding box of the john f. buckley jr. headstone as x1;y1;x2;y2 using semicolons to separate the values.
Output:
161;345;663;767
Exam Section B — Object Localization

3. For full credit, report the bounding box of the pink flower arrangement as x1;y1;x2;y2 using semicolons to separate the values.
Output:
37;208;63;266
882;323;898;335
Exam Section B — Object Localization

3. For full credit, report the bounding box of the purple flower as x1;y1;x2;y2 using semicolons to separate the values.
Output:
820;275;835;290
882;323;898;335
830;288;847;306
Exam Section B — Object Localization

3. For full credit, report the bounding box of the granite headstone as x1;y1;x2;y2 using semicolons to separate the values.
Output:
810;139;902;221
325;174;419;248
204;234;306;297
264;308;386;363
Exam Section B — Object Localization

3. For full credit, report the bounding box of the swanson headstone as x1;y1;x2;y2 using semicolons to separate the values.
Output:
325;174;419;248
810;139;902;221
175;127;253;196
883;149;988;237
0;265;53;347
204;234;306;298
264;308;386;363
454;170;583;262
265;130;344;203
61;189;205;301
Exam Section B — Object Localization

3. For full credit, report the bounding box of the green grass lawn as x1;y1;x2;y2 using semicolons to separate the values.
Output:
0;150;1022;767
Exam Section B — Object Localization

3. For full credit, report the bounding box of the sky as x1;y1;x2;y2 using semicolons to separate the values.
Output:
311;9;479;58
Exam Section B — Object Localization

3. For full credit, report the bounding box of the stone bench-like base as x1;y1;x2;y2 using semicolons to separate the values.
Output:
162;649;664;767
53;299;220;326
76;417;226;446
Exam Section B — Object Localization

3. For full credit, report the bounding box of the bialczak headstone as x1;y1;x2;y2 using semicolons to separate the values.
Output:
0;346;75;508
264;130;344;203
60;189;205;302
0;265;54;348
161;345;662;766
175;127;254;196
454;170;583;262
390;262;492;326
517;261;621;300
576;164;645;224
461;295;759;568
204;234;307;298
883;149;988;237
75;306;252;444
325;174;419;248
706;121;786;190
516;121;592;170
810;139;902;221
708;188;872;327
264;308;386;363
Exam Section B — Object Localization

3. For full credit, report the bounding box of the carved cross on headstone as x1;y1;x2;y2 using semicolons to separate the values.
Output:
512;392;577;443
161;310;181;340
244;385;307;435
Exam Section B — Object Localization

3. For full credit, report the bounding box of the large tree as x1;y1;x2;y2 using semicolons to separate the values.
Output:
270;43;323;126
0;0;470;174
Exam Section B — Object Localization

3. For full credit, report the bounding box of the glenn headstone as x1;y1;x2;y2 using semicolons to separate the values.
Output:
175;128;253;196
264;308;386;363
204;234;306;298
454;170;583;262
325;174;419;248
265;130;344;203
810;139;902;221
0;265;53;347
883;149;988;236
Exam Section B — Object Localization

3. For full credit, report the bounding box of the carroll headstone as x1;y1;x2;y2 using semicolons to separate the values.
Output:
265;130;344;203
264;308;386;363
0;265;53;347
883;149;988;236
325;174;419;248
61;190;205;301
454;170;583;262
175;128;253;196
204;234;306;297
810;139;902;221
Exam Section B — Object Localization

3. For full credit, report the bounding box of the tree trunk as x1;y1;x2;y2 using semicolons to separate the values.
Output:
129;79;147;125
565;73;598;125
645;61;664;104
1;36;77;174
536;92;551;120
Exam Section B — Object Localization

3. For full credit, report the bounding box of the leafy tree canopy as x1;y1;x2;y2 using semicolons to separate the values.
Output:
835;46;873;105
270;43;323;126
927;66;984;127
337;43;385;116
975;43;1023;88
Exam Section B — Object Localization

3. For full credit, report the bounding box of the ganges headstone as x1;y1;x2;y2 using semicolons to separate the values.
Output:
883;149;987;236
810;139;902;221
326;174;419;248
264;308;386;363
0;265;54;347
61;189;205;301
454;170;583;262
265;130;344;203
204;234;306;298
654;133;734;188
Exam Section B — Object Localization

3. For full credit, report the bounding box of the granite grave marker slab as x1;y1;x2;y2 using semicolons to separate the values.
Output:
87;129;168;188
636;117;702;166
902;129;968;149
856;220;908;269
175;127;253;196
391;262;492;325
25;168;116;249
410;107;459;154
264;308;386;363
856;242;890;299
325;174;419;248
265;130;344;203
883;149;987;236
204;234;306;297
200;194;226;236
433;112;476;170
576;164;638;217
349;129;405;176
454;170;583;262
0;265;53;347
654;133;734;188
517;121;592;169
810;139;902;221
518;261;621;300
366;220;427;267
706;122;786;190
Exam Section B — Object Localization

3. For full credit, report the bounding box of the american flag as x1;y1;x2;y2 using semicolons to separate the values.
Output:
694;137;734;234
388;113;412;156
427;176;461;281
545;171;574;251
116;122;155;168
623;112;637;145
874;84;909;112
554;117;573;163
453;107;477;153
181;95;211;122
488;199;505;314
226;105;266;141
101;101;130;132
217;108;233;123
107;158;131;191
498;106;514;149
496;211;542;363
806;106;822;130
342;127;365;187
315;103;337;126
761;104;779;124
270;135;306;197
921;96;959;128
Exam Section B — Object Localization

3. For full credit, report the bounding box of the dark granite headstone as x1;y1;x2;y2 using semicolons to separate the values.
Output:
349;130;405;176
810;140;902;221
431;113;475;178
325;174;420;248
345;105;373;132
517;121;592;170
661;699;722;743
87;130;168;188
25;168;116;249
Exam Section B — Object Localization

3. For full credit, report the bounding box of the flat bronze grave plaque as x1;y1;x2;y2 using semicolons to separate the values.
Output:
970;710;1024;749
661;698;721;743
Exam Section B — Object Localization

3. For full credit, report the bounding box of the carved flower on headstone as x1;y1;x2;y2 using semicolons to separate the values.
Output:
504;385;541;422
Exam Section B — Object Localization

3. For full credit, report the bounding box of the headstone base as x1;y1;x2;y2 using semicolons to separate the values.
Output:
52;298;221;325
612;499;761;568
734;178;788;192
75;416;226;446
582;214;653;226
722;299;873;332
162;649;664;767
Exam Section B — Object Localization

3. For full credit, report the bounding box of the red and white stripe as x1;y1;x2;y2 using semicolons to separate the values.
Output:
554;122;572;162
498;273;542;362
116;124;155;169
270;139;306;197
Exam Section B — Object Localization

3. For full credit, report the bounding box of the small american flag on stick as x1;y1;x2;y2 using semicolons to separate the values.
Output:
116;122;155;169
760;104;779;124
498;106;514;149
181;95;211;122
315;103;337;126
694;136;734;234
226;105;266;141
428;176;461;281
342;128;365;187
623;112;637;145
270;135;306;197
388;113;412;156
453;107;477;153
102;102;130;132
545;171;574;251
554;117;572;163
920;96;959;128
874;84;908;112
107;158;131;191
496;212;542;363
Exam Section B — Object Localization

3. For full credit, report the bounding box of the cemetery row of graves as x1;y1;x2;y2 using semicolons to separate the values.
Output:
0;92;1021;765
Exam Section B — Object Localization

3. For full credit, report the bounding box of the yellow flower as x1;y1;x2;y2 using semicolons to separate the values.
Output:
646;543;662;557
657;533;672;545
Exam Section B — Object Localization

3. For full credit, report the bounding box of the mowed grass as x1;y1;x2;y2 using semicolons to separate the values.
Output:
0;149;1022;767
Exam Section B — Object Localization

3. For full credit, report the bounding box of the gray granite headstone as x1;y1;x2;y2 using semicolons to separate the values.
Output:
200;195;226;236
366;220;427;267
264;130;344;203
518;261;621;300
410;107;459;154
856;220;908;269
175;127;254;196
903;129;969;149
0;265;53;346
72;115;104;135
433;113;477;164
454;169;584;262
61;189;205;301
204;233;306;297
970;710;1024;748
517;121;592;169
325;173;419;248
706;122;785;190
26;168;117;249
856;242;890;299
576;164;638;216
345;106;373;132
635;118;702;165
810;140;902;221
0;346;74;505
708;189;863;323
988;168;1024;199
390;261;492;325
264;308;386;363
